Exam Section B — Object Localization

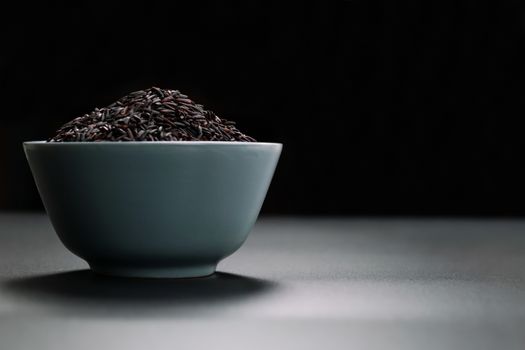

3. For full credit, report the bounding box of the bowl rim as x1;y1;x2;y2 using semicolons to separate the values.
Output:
24;140;282;147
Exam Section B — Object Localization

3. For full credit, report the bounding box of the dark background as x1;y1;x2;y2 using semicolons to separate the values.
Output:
1;1;525;215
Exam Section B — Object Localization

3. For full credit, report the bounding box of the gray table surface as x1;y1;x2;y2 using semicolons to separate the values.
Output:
0;213;524;349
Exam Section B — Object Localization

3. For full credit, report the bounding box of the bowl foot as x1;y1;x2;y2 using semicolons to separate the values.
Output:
88;263;217;278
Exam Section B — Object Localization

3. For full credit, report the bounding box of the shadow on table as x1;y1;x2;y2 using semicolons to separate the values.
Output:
3;270;276;315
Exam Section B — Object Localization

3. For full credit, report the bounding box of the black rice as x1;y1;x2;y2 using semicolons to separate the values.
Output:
48;87;256;142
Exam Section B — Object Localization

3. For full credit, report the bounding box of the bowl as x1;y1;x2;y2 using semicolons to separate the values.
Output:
23;141;281;278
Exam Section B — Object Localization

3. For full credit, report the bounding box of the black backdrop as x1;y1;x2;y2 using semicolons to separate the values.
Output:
1;1;525;215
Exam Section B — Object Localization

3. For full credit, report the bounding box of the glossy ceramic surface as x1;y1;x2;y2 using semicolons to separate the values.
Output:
24;141;281;278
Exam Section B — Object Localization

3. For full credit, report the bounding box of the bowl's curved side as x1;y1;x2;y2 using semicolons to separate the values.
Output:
23;142;281;277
